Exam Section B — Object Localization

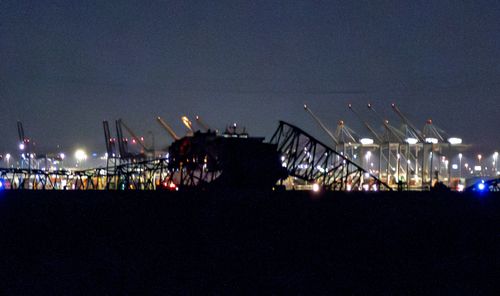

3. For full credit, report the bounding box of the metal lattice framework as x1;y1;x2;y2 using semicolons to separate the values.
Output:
270;121;391;191
0;168;71;190
0;158;171;191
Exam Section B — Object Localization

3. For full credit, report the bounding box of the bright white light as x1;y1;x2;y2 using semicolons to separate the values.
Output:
452;164;458;170
360;138;374;145
19;143;25;150
59;153;65;160
478;183;485;191
425;138;438;144
5;153;10;161
448;137;462;145
312;183;320;192
474;165;482;171
74;149;87;162
405;138;418;145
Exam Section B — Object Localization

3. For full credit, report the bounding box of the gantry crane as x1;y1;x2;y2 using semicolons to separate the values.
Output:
118;118;149;154
181;116;193;131
334;120;358;144
366;103;415;187
103;121;116;156
156;116;180;141
303;104;339;146
115;120;130;159
195;115;210;132
391;103;424;142
348;104;383;144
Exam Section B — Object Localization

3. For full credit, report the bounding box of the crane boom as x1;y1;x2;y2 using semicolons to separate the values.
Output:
119;119;149;152
348;104;382;143
156;117;180;141
303;104;338;145
195;115;210;131
367;103;404;142
115;120;128;157
391;103;424;142
17;121;25;143
103;121;115;155
181;116;193;131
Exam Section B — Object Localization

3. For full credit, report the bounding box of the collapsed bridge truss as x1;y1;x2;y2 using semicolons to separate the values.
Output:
270;121;391;191
0;158;170;191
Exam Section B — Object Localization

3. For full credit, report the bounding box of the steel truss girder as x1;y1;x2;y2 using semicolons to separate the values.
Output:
0;158;171;191
270;121;391;191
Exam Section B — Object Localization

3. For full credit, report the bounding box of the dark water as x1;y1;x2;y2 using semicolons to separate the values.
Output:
0;190;499;294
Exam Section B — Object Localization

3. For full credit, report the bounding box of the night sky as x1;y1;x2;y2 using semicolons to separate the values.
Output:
1;0;499;154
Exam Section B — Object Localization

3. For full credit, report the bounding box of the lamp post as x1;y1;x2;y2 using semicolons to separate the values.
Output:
19;142;25;169
396;153;400;183
5;153;10;168
75;149;87;169
478;154;482;176
494;152;498;176
60;153;65;170
365;151;372;173
458;153;462;181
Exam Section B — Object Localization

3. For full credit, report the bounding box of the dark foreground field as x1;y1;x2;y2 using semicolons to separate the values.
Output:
0;189;499;294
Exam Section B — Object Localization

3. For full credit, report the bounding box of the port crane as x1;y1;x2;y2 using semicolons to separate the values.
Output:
118;119;150;155
348;104;383;144
303;104;339;146
391;103;424;142
103;121;116;157
195;115;211;132
156;116;180;141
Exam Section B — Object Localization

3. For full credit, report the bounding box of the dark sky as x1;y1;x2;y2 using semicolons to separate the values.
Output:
1;0;499;154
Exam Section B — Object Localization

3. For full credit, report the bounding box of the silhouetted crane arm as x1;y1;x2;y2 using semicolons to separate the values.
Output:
303;104;338;145
17;121;25;143
195;115;210;132
348;104;382;143
391;103;424;142
156;117;180;141
103;121;115;154
181;116;193;131
367;103;404;142
119;119;149;152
